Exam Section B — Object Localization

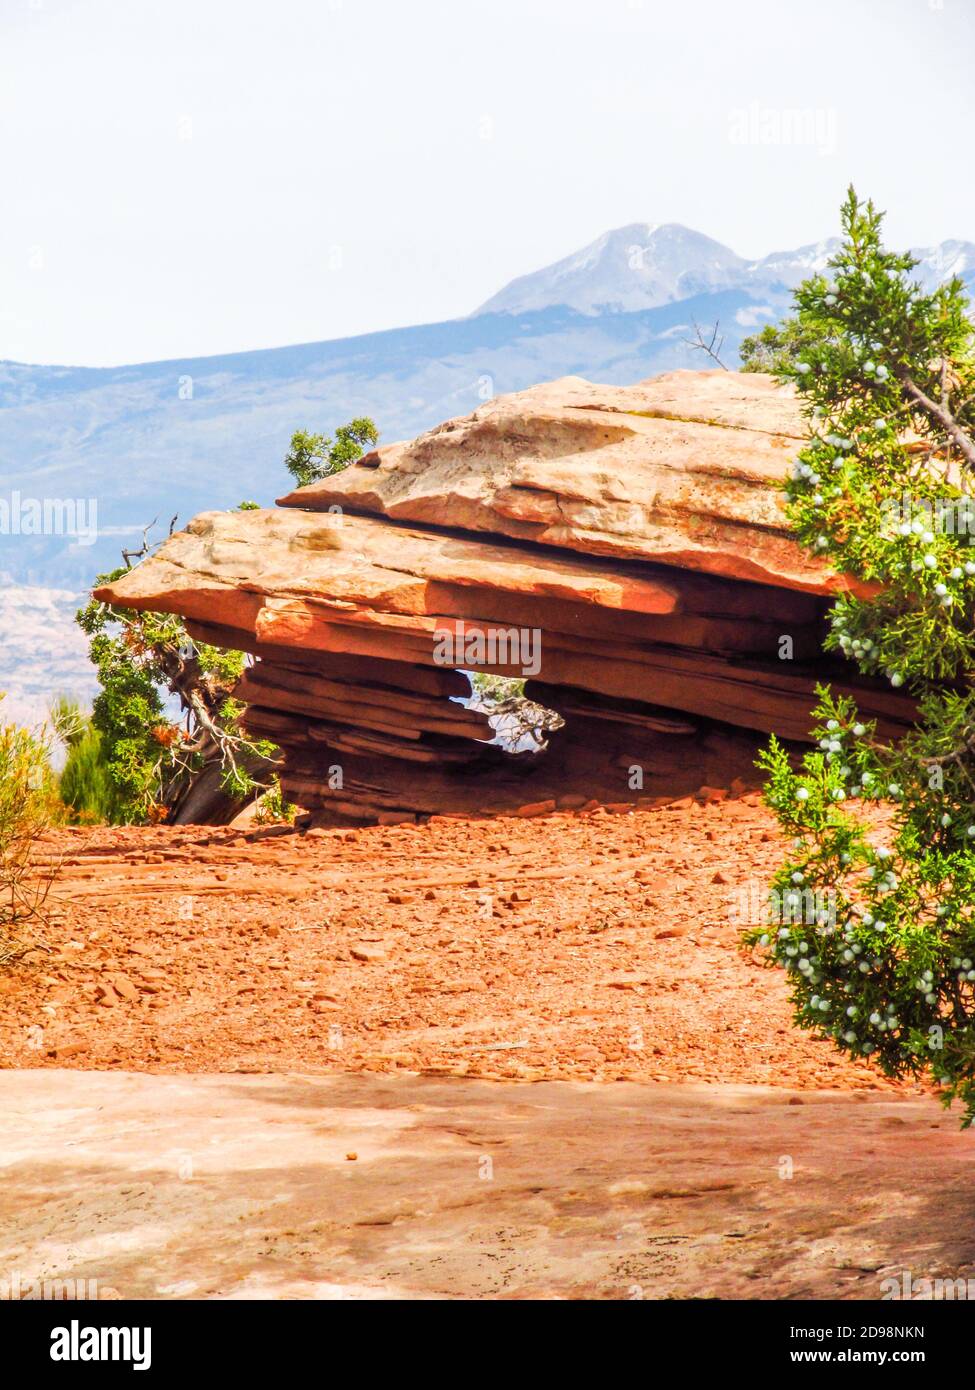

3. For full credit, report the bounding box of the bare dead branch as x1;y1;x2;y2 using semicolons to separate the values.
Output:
683;319;728;370
896;368;975;470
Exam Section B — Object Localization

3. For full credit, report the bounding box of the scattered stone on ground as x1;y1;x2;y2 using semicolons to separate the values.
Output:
3;797;905;1092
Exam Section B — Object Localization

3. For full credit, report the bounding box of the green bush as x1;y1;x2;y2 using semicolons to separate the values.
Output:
745;188;975;1122
284;418;379;488
739;319;811;373
51;696;119;824
0;696;60;945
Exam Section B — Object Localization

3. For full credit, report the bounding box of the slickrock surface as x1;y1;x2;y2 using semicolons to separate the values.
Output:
2;799;907;1090
277;370;842;590
95;371;915;823
0;1070;966;1300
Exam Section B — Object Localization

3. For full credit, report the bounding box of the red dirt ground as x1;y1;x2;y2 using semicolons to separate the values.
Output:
0;794;914;1096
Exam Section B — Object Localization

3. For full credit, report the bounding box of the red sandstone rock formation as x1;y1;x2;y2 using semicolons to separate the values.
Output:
96;371;915;823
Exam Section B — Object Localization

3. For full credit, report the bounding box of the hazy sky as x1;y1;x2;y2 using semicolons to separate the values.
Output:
2;0;973;366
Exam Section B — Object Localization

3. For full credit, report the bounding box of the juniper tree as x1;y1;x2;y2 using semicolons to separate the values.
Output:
284;417;378;488
77;578;276;823
76;419;378;823
739;319;810;373
745;188;975;1121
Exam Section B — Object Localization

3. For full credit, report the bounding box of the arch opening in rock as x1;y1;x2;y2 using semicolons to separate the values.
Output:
93;372;920;827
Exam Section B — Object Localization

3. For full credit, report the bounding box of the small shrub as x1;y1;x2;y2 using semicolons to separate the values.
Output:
254;775;297;826
51;696;119;824
284;418;379;488
0;697;61;954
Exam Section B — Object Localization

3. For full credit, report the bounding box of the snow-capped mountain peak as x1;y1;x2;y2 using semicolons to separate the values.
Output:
912;238;974;285
475;223;748;317
747;238;842;288
475;225;975;316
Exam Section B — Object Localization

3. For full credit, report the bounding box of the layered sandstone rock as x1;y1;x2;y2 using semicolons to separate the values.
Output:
277;370;869;595
96;371;914;823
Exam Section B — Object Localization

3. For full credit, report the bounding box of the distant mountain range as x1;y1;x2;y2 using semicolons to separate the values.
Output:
1;221;972;723
476;222;975;316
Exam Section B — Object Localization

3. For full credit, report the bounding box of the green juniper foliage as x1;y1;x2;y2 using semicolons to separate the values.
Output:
739;318;811;374
77;582;276;823
284;418;379;488
745;188;975;1122
50;695;121;824
77;417;378;824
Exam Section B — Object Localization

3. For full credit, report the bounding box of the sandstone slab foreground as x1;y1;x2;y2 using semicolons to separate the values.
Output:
1;1070;972;1301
